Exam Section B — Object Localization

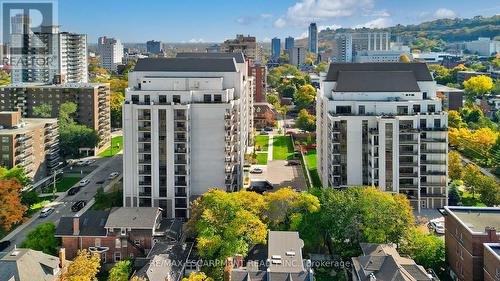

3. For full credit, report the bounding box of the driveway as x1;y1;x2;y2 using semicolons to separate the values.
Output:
250;160;307;191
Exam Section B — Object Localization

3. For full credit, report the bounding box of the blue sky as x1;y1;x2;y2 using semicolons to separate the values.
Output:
56;0;499;43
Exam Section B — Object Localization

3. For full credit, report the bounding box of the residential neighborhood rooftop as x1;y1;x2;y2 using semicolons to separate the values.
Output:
176;52;245;63
0;248;62;281
444;206;500;233
334;71;421;92
325;62;434;82
104;207;161;229
133;57;238;72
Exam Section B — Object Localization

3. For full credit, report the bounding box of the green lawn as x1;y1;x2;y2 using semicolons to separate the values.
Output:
55;177;82;192
305;149;322;187
272;136;294;160
256;153;268;165
98;136;123;157
255;136;269;151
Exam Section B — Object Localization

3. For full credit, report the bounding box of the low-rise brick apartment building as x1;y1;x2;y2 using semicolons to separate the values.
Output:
0;83;111;155
484;243;500;281
443;206;500;281
0;111;59;180
55;207;182;264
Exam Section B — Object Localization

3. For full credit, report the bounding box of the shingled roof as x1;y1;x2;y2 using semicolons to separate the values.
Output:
325;63;433;82
134;57;237;72
176;52;245;63
334;71;421;92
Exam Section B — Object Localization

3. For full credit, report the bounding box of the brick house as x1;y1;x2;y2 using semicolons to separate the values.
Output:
483;243;500;281
443;206;500;281
254;103;276;129
55;207;182;263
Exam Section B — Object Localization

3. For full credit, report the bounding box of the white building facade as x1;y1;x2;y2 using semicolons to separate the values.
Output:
97;36;124;71
464;37;500;57
317;63;448;211
122;54;253;218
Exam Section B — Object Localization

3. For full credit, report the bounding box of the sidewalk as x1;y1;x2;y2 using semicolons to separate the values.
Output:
268;135;274;162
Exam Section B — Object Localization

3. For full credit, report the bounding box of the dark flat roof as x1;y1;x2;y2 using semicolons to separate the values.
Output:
176;52;245;63
134;57;237;72
445;207;500;233
325;62;433;82
334;71;421;92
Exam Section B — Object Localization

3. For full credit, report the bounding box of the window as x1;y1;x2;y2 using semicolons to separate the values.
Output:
159;95;167;104
114;252;121;262
120;228;126;236
423;92;428;99
336;106;351;114
101;253;106;263
420;119;426;129
203;94;211;103
413;105;420;113
214;94;222;103
115;238;121;249
134;240;141;246
95;238;101;247
131;95;139;104
2;154;8;160
428;104;435;113
144;95;150;104
2;137;8;143
434;119;441;128
397;106;408;115
358;105;365;115
173;95;180;103
2;146;8;152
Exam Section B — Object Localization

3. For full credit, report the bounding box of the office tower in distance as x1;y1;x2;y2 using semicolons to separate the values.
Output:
271;37;281;61
332;32;391;62
9;15;88;84
285;36;295;51
0;111;59;180
317;63;448;212
288;47;306;68
97;36;124;71
122;53;253;218
0;83;111;155
146;40;162;54
308;23;318;54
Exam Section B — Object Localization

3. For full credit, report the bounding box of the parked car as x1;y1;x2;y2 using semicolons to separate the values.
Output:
75;160;86;166
85;159;96;165
67;186;81;195
0;240;11;252
286;160;300;166
429;220;445;235
264;127;273;132
108;172;120;180
250;167;263;174
260;131;269;135
248;180;273;194
96;180;105;185
39;207;55;218
71;200;87;212
78;179;90;187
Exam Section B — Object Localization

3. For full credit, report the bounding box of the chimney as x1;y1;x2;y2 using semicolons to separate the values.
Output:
59;248;66;268
223;257;233;281
485;226;498;242
234;254;243;268
73;216;80;236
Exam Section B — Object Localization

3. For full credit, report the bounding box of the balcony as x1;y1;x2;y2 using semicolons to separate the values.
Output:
421;138;446;143
174;136;187;142
399;138;418;144
421;160;446;165
399;184;419;189
138;169;152;175
174;126;187;132
138;158;151;164
175;169;187;175
138;148;151;154
399;173;418;178
422;127;447;131
174;114;187;121
420;171;446;176
175;158;187;164
399;150;418;156
175;181;187;187
421;193;446;198
421;149;446;154
138;126;151;132
175;189;187;197
175;147;187;154
420;182;445;187
138;137;151;142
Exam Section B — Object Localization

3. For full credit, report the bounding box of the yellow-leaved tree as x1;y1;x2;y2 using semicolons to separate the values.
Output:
61;249;100;281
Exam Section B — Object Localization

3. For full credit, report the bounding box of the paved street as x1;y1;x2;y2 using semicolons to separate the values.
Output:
0;153;123;256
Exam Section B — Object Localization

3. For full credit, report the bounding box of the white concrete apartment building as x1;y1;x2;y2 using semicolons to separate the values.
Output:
122;54;253;218
317;63;448;211
97;36;124;71
9;21;88;84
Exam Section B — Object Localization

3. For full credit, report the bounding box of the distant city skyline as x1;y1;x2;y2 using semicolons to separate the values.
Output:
52;0;499;43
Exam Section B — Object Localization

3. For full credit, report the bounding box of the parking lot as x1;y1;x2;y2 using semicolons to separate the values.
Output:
250;160;307;191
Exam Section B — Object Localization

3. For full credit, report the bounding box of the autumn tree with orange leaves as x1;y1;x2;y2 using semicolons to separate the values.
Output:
0;178;27;231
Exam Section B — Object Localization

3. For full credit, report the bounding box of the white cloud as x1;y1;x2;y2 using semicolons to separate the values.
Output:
354;17;392;29
433;8;457;19
419;8;457;20
369;10;391;17
275;0;374;27
318;24;342;31
274;18;287;28
188;38;205;43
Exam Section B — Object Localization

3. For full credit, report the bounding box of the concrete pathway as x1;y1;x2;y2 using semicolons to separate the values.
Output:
268;135;274;162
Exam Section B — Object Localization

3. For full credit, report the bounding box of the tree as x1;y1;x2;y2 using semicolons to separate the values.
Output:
182;272;214;281
21;190;39;209
20;222;58;255
59;123;100;157
62;249;101;281
279;84;297;98
315;61;328;73
463;75;494;98
0;178;27;231
476;175;500;206
32;103;52;118
59;102;78;127
463;164;481;198
293;84;316;109
448;184;462;206
266;93;279;105
110;92;125;128
401;228;445;274
448;110;463;129
108;260;132;281
399;54;411;62
295;109;316;132
448;151;463;180
0;166;32;186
